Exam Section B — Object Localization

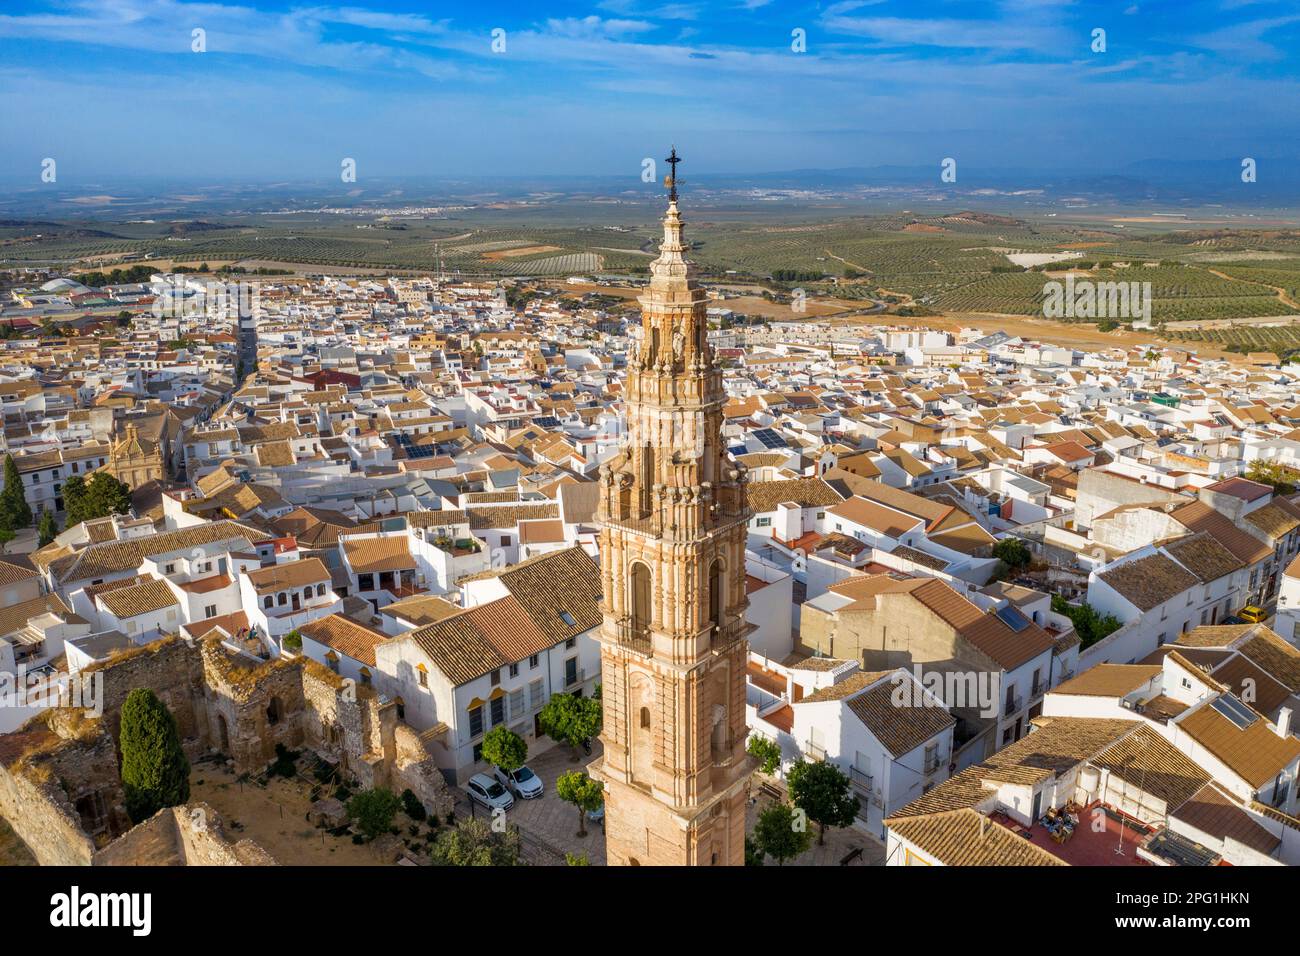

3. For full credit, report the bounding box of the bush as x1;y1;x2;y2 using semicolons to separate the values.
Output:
346;788;402;840
268;743;299;778
401;788;426;821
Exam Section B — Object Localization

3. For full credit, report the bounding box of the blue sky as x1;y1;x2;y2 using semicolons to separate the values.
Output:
1;0;1298;183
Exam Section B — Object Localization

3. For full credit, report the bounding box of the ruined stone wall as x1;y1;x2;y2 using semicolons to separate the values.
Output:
201;650;308;773
392;722;454;818
0;767;95;866
173;802;277;865
0;715;123;866
92;802;277;866
87;636;209;755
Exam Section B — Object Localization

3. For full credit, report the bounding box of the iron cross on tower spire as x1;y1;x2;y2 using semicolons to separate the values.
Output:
665;146;682;202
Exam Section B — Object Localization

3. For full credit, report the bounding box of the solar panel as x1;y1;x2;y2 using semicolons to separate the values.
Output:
995;605;1030;632
752;428;788;449
1210;694;1258;730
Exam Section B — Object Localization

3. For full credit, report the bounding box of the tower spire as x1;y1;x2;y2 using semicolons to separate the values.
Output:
592;154;756;866
665;146;682;203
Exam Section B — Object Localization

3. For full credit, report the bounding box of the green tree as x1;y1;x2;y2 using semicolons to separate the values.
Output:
120;688;190;824
787;759;859;846
481;726;527;772
87;471;132;517
346;787;402;840
0;528;14;553
1050;595;1123;649
747;735;783;775
0;455;32;532
538;692;602;760
37;509;58;547
64;472;131;526
752;801;812;865
556;770;604;838
744;836;765;867
62;474;88;525
992;537;1032;575
565;852;590;866
429;817;522;866
1247;459;1296;495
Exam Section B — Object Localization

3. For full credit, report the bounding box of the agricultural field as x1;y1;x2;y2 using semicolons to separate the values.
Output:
1166;321;1300;357
6;207;1300;342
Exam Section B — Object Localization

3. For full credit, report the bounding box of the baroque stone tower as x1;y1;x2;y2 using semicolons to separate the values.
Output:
592;150;755;866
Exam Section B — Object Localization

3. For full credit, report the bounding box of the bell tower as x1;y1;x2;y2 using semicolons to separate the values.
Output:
592;149;756;866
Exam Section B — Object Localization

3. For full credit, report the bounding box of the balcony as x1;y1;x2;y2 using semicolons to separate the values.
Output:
615;617;653;657
1003;695;1023;718
805;740;828;762
711;618;747;653
923;756;943;775
565;667;586;689
849;766;874;794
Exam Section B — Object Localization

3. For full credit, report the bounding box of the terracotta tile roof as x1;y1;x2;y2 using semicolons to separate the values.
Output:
381;594;461;627
800;669;895;703
491;546;603;643
1211;653;1294;715
409;594;551;686
1091;725;1210;812
747;477;844;514
0;555;39;586
1098;553;1199;611
1052;663;1162;697
1176;623;1256;648
1176;783;1280;856
843;675;956;758
1166;532;1246;583
343;536;416;574
0;594;76;638
298;613;389;668
893;717;1139;818
1177;701;1300;789
97;576;179;619
828;496;919;538
1171;500;1271;565
887;808;1067;866
46;520;265;586
1237;628;1300;694
467;503;559;530
908;578;1055;670
246;557;331;594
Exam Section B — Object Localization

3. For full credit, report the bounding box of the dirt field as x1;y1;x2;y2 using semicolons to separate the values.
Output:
189;756;412;865
484;245;561;260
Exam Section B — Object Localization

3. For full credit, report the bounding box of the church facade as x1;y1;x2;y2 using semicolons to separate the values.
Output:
592;153;756;866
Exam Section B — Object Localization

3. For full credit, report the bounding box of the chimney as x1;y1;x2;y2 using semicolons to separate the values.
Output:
1277;707;1292;739
979;814;989;838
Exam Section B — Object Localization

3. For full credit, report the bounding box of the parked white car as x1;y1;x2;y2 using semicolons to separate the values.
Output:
494;764;544;799
467;773;515;813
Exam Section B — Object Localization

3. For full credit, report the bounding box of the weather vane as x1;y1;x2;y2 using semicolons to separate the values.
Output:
664;146;682;202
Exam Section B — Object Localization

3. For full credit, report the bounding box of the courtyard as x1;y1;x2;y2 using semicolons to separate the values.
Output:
452;740;608;866
745;783;886;867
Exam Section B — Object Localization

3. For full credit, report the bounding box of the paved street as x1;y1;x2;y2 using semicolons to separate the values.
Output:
454;740;608;866
745;784;887;867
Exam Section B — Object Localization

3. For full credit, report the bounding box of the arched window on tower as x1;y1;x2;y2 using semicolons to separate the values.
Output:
707;558;725;634
629;561;652;637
